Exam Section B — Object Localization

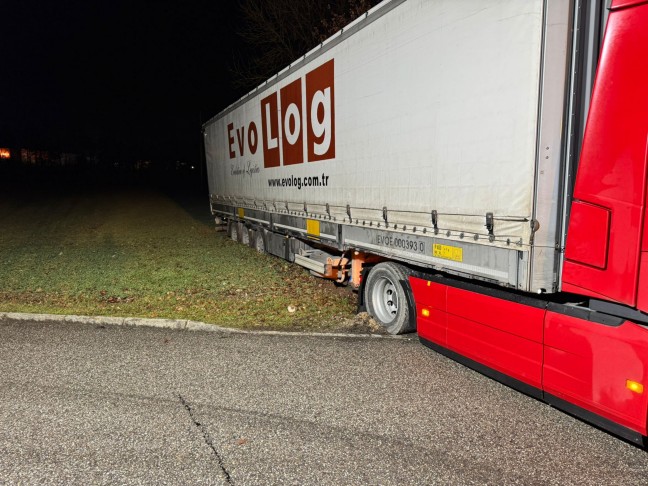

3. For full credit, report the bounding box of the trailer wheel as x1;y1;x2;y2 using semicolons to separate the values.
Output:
228;221;237;241
253;231;265;253
237;222;249;245
364;262;415;335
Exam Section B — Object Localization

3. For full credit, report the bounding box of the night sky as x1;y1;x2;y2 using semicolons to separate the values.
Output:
0;0;246;164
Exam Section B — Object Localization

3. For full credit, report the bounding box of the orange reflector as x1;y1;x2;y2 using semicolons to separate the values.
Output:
421;308;430;317
427;281;431;286
627;380;644;394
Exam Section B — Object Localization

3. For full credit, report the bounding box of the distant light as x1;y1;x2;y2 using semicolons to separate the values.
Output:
191;165;195;170
0;148;10;159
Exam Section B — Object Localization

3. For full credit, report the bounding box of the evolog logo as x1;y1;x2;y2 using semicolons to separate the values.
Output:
227;59;335;168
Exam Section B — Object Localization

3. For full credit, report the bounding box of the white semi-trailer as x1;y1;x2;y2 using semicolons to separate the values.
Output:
204;0;576;333
204;0;648;444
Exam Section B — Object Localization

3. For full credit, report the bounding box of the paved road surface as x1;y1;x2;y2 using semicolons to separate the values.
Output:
1;319;647;485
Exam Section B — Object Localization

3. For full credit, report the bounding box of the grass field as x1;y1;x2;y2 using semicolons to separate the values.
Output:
0;180;357;331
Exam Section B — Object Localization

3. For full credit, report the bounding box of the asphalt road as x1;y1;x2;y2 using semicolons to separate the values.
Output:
1;320;647;485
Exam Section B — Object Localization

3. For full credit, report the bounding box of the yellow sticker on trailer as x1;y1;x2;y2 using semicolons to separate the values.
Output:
237;208;245;218
306;219;320;237
433;244;463;262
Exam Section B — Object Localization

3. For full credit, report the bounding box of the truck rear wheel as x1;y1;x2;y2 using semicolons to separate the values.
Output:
364;262;415;335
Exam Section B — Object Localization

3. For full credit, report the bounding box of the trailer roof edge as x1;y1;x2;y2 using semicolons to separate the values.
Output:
202;0;406;130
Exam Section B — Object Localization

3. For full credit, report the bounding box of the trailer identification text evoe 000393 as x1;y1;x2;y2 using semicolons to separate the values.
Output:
227;59;336;169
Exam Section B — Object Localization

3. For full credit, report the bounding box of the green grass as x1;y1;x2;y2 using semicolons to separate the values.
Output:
0;184;356;330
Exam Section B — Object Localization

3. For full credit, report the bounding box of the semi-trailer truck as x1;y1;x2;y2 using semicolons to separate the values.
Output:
203;0;648;445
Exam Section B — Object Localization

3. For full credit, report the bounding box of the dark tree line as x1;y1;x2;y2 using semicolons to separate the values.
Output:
232;0;380;91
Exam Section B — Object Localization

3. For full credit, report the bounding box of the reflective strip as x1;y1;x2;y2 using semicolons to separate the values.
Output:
274;223;336;240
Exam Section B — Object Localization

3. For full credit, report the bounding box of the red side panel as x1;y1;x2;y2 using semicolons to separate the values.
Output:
637;253;648;312
562;5;648;306
411;276;648;437
409;277;545;390
611;0;648;9
445;288;545;390
637;145;648;311
564;202;610;270
409;278;447;346
544;312;648;435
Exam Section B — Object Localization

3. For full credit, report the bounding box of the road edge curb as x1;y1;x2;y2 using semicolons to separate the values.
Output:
0;312;412;340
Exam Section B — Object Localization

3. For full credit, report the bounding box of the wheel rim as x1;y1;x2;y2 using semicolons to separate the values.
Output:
371;275;398;324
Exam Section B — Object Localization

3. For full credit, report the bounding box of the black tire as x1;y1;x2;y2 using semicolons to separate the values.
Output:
228;221;237;241
238;222;249;245
253;231;265;253
364;262;415;335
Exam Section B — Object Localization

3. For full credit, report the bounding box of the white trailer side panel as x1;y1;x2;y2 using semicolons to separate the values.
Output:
204;0;571;292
